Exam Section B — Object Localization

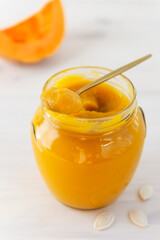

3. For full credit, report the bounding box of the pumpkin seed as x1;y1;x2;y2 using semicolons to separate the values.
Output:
139;184;154;201
129;210;149;228
93;211;115;231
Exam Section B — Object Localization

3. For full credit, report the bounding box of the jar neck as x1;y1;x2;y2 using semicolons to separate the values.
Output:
41;66;137;134
41;98;138;134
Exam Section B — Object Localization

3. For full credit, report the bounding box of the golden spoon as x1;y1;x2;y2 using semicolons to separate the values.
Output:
76;54;152;95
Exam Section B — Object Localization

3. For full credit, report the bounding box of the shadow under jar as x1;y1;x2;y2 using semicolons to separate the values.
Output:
31;67;146;210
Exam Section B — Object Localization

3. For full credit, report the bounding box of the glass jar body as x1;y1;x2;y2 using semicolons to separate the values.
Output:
31;105;145;209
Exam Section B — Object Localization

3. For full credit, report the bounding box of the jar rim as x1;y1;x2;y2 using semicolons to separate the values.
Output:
42;66;137;124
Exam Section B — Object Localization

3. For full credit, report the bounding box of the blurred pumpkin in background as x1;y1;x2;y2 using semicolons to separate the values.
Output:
0;0;64;63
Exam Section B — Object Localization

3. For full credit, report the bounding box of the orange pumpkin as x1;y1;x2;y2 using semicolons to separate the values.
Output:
0;0;64;63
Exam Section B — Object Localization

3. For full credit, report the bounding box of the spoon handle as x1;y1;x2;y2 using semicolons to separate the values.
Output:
76;54;152;95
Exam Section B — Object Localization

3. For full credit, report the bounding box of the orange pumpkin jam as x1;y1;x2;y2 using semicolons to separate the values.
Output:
31;69;146;209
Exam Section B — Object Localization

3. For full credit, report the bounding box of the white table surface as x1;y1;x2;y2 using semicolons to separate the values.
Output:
0;0;160;239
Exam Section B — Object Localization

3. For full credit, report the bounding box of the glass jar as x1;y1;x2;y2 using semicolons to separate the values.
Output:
31;67;146;209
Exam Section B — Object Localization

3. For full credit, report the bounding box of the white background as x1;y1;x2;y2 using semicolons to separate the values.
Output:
0;0;160;239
